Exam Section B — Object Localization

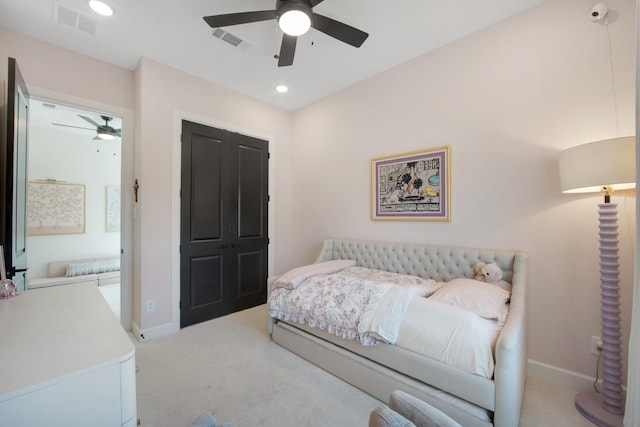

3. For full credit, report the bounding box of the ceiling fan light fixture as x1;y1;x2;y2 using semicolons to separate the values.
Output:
202;0;369;67
88;0;114;16
278;2;311;36
97;129;116;140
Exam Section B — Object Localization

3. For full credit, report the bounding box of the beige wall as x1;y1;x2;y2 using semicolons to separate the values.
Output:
0;27;134;109
290;0;636;381
0;0;636;383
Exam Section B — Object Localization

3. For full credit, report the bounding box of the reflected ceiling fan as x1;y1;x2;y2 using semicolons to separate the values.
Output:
203;0;369;67
53;115;121;140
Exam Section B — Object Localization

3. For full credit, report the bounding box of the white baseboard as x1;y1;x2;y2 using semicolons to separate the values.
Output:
130;320;178;343
527;359;599;392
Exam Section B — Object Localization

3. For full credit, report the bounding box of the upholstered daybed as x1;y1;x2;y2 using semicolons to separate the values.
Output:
267;239;527;427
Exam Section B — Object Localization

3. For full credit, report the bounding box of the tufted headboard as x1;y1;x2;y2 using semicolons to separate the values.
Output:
313;239;527;284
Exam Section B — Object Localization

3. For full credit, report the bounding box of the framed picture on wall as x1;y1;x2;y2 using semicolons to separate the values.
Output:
105;185;121;232
27;181;86;235
371;146;451;221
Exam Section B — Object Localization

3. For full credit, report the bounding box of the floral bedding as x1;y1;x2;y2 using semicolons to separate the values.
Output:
268;265;441;345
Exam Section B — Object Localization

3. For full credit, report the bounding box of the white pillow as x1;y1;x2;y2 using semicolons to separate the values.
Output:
274;259;356;290
429;278;510;322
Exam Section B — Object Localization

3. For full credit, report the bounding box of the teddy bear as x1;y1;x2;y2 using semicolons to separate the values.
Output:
472;262;487;281
473;262;512;292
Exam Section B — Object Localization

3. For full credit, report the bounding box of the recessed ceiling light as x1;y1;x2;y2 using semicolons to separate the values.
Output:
276;85;289;93
88;0;114;16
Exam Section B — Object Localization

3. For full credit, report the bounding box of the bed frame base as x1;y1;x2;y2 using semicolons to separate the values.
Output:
272;321;493;427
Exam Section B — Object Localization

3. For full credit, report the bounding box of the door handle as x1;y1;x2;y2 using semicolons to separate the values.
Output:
10;267;28;276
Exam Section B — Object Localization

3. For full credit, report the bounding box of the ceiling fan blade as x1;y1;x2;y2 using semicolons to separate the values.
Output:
78;114;102;128
309;0;325;6
52;123;94;131
311;13;369;47
203;10;277;28
278;34;297;67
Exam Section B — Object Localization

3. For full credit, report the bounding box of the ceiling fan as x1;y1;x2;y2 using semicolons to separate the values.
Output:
53;115;122;140
203;0;369;67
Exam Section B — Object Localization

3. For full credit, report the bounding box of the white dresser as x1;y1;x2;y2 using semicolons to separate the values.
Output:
0;282;136;427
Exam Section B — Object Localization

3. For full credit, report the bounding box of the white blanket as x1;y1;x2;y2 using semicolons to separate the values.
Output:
396;296;502;377
359;284;434;343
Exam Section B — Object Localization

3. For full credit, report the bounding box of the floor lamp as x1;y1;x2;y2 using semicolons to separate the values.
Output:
559;136;636;427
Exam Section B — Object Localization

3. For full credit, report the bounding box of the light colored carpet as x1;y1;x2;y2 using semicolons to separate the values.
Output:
134;305;593;427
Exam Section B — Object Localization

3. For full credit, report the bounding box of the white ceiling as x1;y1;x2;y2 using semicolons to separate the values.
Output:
0;0;547;111
29;98;122;137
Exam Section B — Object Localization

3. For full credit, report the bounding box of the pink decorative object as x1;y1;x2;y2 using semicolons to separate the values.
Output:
0;279;16;299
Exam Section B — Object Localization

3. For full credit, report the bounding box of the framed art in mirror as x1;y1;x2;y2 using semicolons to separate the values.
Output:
105;185;120;232
27;181;85;235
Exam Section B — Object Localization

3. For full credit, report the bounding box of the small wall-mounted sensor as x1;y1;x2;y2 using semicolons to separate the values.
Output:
590;2;609;22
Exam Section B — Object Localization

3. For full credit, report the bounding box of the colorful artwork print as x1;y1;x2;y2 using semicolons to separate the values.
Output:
372;147;450;221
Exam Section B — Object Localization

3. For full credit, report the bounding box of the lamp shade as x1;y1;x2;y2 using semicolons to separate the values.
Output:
559;136;636;193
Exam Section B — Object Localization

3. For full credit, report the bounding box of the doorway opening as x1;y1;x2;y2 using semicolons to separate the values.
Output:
27;98;123;319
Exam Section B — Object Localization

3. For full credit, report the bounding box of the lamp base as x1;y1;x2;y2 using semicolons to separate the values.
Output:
575;391;623;427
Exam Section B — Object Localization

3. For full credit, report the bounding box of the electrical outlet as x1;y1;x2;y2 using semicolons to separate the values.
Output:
145;299;156;313
591;336;603;354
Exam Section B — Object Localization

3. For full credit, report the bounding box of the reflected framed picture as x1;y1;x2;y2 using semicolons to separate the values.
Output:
371;146;450;221
27;181;86;235
105;185;121;232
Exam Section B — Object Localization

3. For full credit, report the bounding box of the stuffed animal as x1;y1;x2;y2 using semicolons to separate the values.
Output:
473;262;487;281
473;262;512;292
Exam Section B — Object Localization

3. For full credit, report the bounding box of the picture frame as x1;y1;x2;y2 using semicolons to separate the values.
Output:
27;181;86;235
105;185;121;232
371;146;450;221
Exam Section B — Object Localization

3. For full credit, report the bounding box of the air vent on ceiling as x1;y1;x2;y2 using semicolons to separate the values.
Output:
54;2;98;35
77;13;98;34
212;28;243;47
